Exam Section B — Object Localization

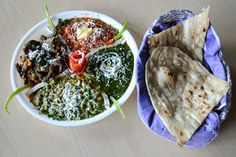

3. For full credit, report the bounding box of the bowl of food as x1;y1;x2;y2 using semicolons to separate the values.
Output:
137;7;231;147
9;5;138;126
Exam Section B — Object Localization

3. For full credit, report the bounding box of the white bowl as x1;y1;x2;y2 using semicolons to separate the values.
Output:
10;10;138;126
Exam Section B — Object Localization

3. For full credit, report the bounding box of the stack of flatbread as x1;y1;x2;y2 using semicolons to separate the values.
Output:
145;8;229;146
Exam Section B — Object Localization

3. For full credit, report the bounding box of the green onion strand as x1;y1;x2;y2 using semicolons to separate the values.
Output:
114;21;128;41
110;96;125;119
4;84;32;114
44;2;56;32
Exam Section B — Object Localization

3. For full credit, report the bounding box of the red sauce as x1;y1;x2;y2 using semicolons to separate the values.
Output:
58;17;116;54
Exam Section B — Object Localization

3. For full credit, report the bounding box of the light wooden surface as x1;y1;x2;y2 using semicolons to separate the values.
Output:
0;0;236;157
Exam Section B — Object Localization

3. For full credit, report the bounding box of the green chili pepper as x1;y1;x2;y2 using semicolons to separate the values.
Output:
114;21;128;41
110;96;125;119
4;84;32;114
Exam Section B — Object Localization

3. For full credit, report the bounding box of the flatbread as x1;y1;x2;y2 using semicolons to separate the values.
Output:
145;46;229;146
148;8;210;62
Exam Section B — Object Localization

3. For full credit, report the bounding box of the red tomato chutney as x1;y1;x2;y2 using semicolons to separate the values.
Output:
57;17;117;54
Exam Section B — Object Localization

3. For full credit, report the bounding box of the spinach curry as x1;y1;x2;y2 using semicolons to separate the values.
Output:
86;43;134;99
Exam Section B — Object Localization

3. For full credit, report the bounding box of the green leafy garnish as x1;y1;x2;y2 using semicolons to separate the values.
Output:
114;21;128;41
110;96;125;119
57;19;71;28
44;2;56;32
5;84;32;114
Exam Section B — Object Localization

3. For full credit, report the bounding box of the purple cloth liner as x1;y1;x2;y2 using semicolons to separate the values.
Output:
136;10;231;147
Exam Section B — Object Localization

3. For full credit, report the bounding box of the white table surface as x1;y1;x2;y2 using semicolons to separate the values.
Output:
0;0;236;157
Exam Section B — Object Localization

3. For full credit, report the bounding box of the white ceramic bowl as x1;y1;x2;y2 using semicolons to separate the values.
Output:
10;10;138;126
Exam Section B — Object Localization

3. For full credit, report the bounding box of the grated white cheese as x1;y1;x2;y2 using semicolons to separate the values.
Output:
99;52;122;78
28;49;39;60
62;82;82;120
92;51;130;85
42;42;50;51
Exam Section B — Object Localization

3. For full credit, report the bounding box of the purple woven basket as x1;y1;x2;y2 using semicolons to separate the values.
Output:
136;10;232;148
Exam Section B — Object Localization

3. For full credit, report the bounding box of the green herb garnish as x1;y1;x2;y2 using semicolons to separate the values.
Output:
5;84;31;114
114;21;128;41
57;19;71;28
44;2;56;32
110;96;125;119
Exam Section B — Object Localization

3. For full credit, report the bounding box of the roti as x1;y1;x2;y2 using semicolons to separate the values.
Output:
145;46;229;146
148;8;210;62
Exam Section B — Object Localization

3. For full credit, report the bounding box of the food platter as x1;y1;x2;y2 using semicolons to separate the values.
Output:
10;10;138;126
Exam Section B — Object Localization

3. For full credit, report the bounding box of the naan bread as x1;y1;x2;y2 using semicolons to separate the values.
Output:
145;46;229;146
148;8;210;62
